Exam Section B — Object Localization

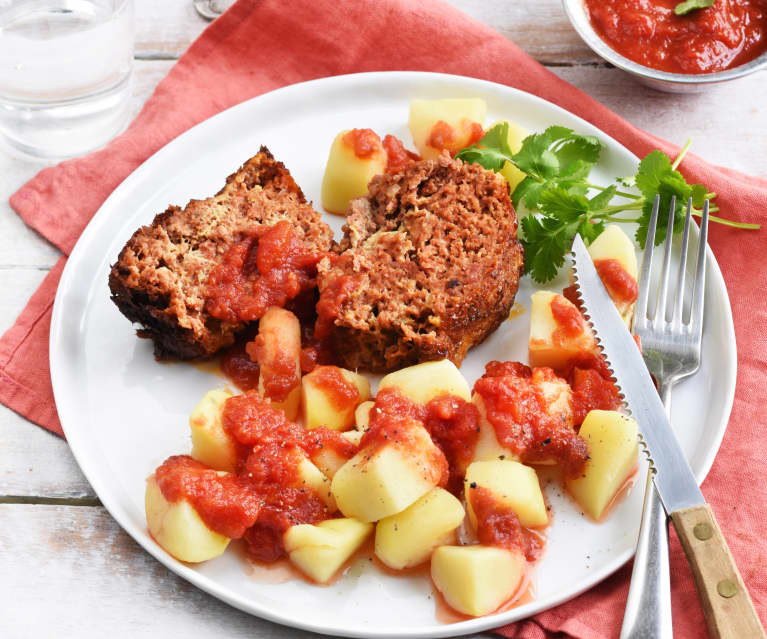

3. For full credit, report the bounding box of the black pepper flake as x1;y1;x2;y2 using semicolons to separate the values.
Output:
542;437;551;446
469;482;477;489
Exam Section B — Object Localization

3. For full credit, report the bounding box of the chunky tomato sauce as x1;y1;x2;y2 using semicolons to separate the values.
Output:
155;456;261;539
595;259;638;306
383;134;421;172
205;221;326;324
469;486;545;562
474;362;589;478
314;274;358;340
246;333;298;402
585;0;767;74
550;295;585;342
342;128;383;160
427;120;484;153
309;365;361;410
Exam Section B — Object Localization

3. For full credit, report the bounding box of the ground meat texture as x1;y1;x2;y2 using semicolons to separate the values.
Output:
316;153;524;372
108;147;334;360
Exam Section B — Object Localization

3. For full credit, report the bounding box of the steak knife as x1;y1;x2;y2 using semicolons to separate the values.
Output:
570;234;765;639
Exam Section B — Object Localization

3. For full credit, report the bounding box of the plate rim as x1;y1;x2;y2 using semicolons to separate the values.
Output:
49;70;737;638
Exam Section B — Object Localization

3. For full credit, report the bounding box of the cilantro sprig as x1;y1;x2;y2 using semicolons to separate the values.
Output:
455;124;759;283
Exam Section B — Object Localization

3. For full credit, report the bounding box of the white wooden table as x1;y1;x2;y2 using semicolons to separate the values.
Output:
1;2;765;637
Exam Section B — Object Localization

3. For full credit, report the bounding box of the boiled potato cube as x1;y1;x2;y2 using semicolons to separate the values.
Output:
321;129;387;214
302;366;371;431
431;545;526;617
409;98;486;160
342;430;363;446
465;460;548;529
145;476;230;562
566;410;639;520
375;487;464;570
354;400;375;431
492;119;529;193
331;420;445;522
529;291;598;372
295;453;337;513
378;359;470;405
471;393;516;464
189;389;237;473
310;430;365;479
588;224;639;325
253;307;301;421
284;518;373;584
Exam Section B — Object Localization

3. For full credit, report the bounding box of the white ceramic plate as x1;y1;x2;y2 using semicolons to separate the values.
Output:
50;72;736;638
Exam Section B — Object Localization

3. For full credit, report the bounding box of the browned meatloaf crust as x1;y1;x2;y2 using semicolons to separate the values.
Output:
317;153;524;372
109;147;333;360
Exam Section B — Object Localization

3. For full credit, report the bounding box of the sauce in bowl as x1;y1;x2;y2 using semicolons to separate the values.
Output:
584;0;767;74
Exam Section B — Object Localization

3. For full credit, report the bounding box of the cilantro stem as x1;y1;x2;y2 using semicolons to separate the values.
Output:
671;139;692;170
584;182;640;200
603;216;641;223
693;212;761;230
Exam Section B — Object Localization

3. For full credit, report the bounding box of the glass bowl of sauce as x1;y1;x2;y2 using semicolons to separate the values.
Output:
562;0;767;92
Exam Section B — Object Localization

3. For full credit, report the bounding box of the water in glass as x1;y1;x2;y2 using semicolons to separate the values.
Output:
0;0;134;159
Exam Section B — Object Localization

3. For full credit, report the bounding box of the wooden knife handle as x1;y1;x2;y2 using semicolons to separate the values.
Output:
671;504;766;639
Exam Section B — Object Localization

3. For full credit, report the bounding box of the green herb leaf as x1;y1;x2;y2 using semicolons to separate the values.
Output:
454;122;513;172
674;0;714;16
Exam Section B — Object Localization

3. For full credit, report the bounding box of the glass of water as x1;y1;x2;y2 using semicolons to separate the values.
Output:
0;0;134;159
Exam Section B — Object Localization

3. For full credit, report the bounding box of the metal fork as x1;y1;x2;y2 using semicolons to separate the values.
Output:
620;194;708;639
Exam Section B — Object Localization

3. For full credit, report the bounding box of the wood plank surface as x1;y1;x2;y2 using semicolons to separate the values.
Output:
0;505;492;638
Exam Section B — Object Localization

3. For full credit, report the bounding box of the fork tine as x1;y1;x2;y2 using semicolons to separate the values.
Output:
654;195;677;327
690;199;709;337
635;194;660;327
672;198;693;326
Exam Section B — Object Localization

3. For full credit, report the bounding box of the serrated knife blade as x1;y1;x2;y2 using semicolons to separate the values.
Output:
569;234;703;514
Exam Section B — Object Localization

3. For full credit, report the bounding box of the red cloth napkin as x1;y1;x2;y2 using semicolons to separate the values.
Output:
3;0;766;636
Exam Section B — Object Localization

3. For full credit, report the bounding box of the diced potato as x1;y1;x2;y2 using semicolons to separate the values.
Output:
588;224;639;325
254;307;301;421
408;98;486;160
471;393;516;464
342;430;363;446
145;476;230;563
295;454;337;513
310;431;364;480
331;420;445;522
465;460;548;529
588;224;638;279
529;291;598;372
321;129;387;214
302;366;371;431
431;545;526;617
492;119;529;194
375;487;465;570
354;400;375;431
566;410;639;520
284;518;373;584
378;359;470;405
189;389;237;473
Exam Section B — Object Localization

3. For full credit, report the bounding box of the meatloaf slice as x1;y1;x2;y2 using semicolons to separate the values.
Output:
109;147;333;360
316;153;524;372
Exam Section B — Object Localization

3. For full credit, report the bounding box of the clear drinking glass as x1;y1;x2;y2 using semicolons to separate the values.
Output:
0;0;134;159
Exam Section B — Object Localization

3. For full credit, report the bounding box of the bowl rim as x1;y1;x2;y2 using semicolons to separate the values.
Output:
561;0;767;84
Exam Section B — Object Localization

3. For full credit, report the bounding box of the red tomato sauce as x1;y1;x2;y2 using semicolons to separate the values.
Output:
595;259;638;305
154;455;261;539
570;367;623;426
362;390;449;488
309;365;360;410
314;274;358;340
205;221;327;324
342;128;383;159
246;333;298;402
473;362;589;478
220;338;260;391
422;395;481;494
584;0;767;74
550;295;585;342
469;486;545;562
383;134;421;172
427;120;484;153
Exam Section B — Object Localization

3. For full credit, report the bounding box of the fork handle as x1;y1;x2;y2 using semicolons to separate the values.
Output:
619;471;672;639
671;504;766;639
